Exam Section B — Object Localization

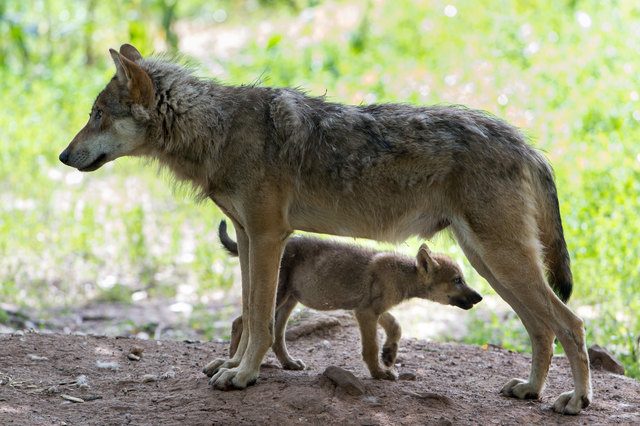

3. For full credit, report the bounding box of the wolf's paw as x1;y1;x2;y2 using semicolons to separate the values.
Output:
372;369;397;381
209;367;258;391
202;358;239;377
499;378;541;400
552;390;591;415
381;344;398;367
281;358;306;370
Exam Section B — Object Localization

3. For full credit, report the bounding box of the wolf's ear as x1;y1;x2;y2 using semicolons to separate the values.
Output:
119;44;143;62
417;244;440;273
109;48;154;108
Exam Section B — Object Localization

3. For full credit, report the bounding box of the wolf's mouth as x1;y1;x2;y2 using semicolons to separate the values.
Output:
450;297;477;310
79;153;108;172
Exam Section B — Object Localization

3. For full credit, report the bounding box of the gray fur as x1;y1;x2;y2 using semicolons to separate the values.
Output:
59;44;590;414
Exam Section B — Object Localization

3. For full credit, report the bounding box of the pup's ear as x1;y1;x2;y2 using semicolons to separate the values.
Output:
109;48;154;108
119;44;143;62
417;243;440;273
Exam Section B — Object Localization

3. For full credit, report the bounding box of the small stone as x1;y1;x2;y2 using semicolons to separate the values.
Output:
588;344;625;375
127;353;141;361
323;366;365;396
398;371;417;381
361;396;382;406
27;354;48;361
83;395;103;401
315;340;332;350
142;374;158;383
61;394;84;403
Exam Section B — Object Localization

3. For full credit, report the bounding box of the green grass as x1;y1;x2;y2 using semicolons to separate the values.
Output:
1;0;639;377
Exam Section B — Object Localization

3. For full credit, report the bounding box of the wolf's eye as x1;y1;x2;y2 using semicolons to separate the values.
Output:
95;109;103;120
454;276;463;285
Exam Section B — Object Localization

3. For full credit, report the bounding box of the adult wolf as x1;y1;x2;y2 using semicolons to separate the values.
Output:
59;44;591;414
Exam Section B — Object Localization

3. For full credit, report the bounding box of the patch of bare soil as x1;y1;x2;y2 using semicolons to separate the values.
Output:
1;312;638;425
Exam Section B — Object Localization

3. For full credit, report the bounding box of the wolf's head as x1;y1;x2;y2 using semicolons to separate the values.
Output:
59;44;154;171
415;243;483;310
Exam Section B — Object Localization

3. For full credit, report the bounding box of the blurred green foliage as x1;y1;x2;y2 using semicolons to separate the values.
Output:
1;0;638;378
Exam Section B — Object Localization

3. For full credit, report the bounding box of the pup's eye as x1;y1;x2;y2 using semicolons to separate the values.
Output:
95;110;103;120
454;277;463;285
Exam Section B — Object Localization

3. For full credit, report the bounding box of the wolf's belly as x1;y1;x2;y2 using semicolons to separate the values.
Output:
287;196;447;242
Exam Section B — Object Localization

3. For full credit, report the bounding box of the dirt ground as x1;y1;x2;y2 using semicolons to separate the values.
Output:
1;312;638;425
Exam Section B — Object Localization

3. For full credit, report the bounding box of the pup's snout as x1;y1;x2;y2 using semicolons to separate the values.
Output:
451;291;483;310
59;149;70;165
469;291;483;305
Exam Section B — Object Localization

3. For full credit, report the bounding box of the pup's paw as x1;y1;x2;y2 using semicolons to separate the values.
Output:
499;378;542;399
209;367;258;391
552;390;591;415
381;343;398;367
202;358;239;377
372;369;397;381
281;358;306;370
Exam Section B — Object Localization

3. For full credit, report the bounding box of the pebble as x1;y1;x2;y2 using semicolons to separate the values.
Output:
323;366;365;396
361;396;382;406
588;344;625;375
398;371;417;381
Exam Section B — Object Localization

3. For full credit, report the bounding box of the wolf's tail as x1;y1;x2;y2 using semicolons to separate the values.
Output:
534;159;573;303
219;220;239;257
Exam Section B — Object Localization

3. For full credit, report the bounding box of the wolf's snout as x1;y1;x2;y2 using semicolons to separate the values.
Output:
469;291;483;305
59;149;70;165
451;290;483;310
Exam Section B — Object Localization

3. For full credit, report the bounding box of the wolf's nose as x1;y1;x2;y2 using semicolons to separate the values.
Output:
59;150;69;165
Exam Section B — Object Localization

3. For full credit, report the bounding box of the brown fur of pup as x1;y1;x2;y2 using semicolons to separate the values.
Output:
220;221;482;379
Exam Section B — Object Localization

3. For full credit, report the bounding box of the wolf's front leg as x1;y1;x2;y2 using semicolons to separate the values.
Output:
210;230;287;390
203;224;250;377
355;310;397;380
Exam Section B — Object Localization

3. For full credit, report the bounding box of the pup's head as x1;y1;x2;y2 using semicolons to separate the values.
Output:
415;243;482;310
59;44;154;171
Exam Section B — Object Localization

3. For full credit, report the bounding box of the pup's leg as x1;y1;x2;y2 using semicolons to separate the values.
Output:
210;230;287;390
229;315;243;358
378;312;401;367
203;223;250;377
355;310;397;380
272;296;305;370
453;222;591;415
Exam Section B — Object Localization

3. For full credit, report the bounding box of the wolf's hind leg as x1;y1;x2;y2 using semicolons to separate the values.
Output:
378;312;401;367
453;234;552;394
272;296;305;370
228;315;244;358
453;224;591;414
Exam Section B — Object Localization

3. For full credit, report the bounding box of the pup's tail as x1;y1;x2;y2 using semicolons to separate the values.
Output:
219;220;239;257
535;159;573;303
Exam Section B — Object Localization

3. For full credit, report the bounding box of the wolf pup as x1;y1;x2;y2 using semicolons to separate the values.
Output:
60;44;591;414
220;221;482;380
